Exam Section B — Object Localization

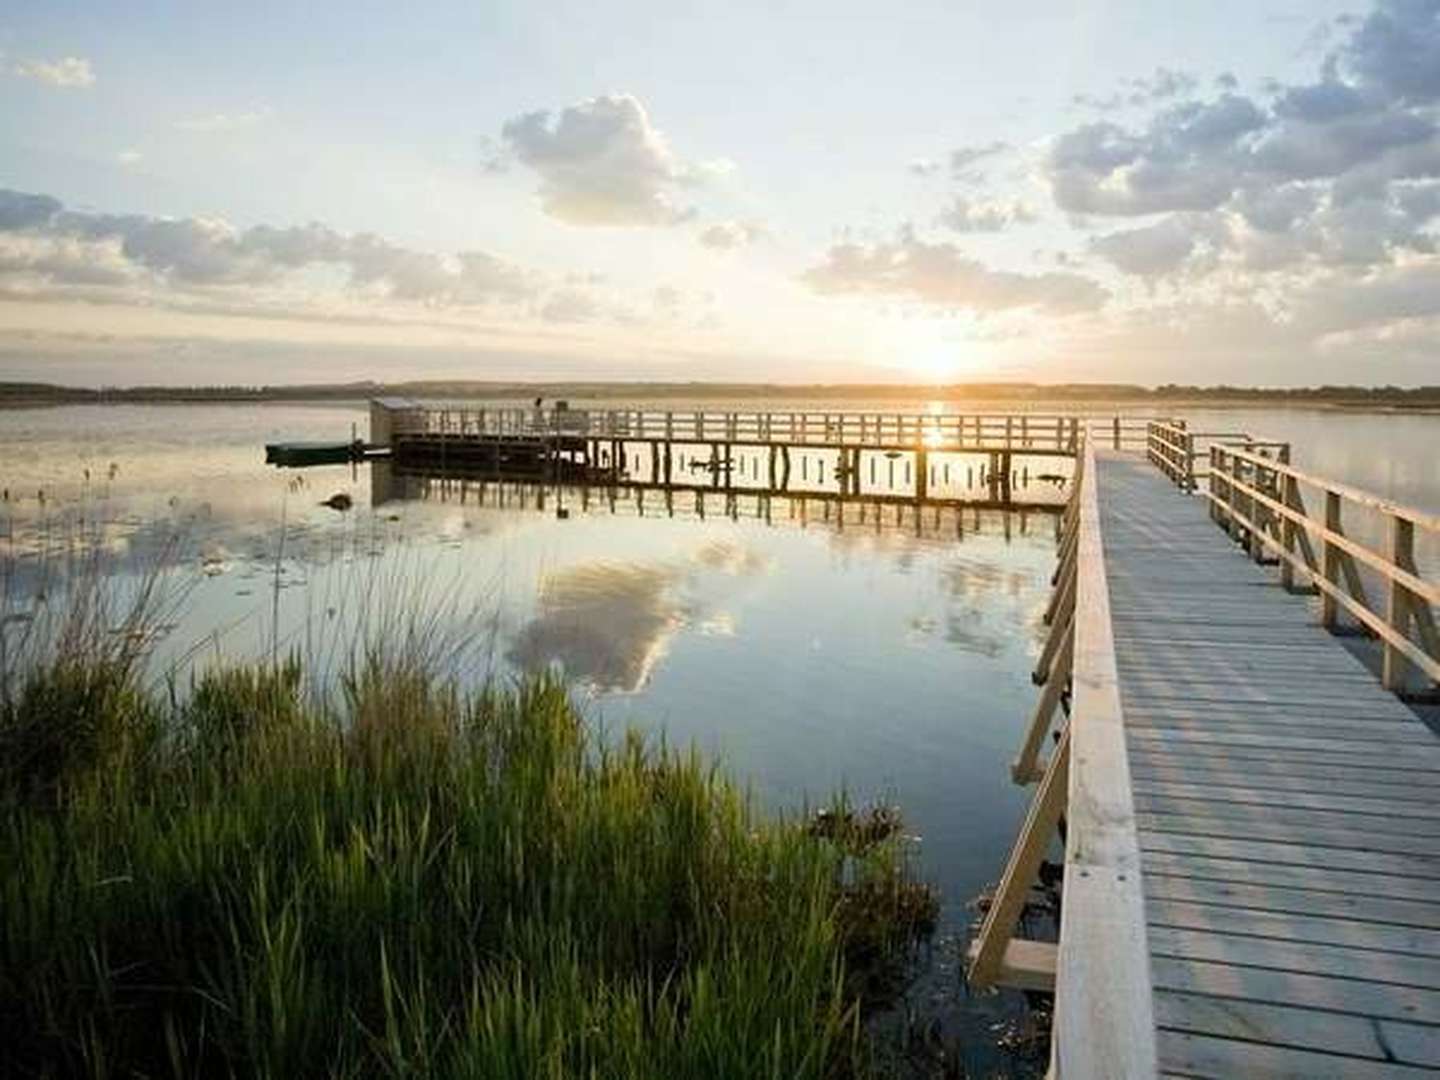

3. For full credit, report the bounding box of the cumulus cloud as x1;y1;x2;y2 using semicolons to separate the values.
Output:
802;233;1106;315
1048;95;1268;216
938;196;1037;232
1090;214;1227;277
697;220;766;249
1039;0;1440;293
11;56;94;88
500;94;716;226
0;186;536;305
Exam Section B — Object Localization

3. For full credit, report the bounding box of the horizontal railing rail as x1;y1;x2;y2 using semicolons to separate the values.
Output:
1145;421;1286;491
1206;443;1440;689
381;404;1165;452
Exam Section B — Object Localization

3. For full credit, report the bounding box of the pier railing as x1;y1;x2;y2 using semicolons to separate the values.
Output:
968;427;1157;1077
1145;422;1440;691
1145;420;1282;491
384;404;1165;452
1206;444;1440;690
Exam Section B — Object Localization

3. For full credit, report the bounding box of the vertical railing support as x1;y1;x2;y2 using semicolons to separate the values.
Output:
1322;490;1342;630
1384;515;1415;691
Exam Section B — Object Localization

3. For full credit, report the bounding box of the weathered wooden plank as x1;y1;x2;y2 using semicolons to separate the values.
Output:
1129;744;1440;777
1138;832;1440;880
1144;872;1440;929
1136;796;1440;838
1126;728;1440;759
1124;697;1424;722
1131;761;1440;801
1155;991;1440;1067
1137;811;1440;857
1150;954;1440;1024
1128;716;1433;744
1158;1027;1440;1078
1148;925;1440;988
1134;781;1440;819
1139;851;1440;902
1147;899;1440;957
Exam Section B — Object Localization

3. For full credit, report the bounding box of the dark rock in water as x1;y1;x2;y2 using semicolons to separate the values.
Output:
321;492;353;511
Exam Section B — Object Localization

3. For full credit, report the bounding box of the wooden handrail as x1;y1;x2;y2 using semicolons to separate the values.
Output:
969;431;1157;1078
1216;443;1440;533
379;403;1164;451
1055;431;1157;1078
1208;462;1440;607
1209;443;1440;690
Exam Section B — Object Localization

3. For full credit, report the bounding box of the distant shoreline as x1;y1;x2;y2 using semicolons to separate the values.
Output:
4;379;1440;412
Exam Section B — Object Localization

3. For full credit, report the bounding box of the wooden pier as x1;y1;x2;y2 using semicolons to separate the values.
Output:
972;424;1440;1077
366;400;1440;1076
368;400;1152;505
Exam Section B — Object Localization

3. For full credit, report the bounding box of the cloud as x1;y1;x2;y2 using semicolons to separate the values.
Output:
1090;214;1227;277
0;186;537;305
938;196;1037;232
500;94;713;226
802;232;1107;315
539;288;603;323
0;190;63;231
1048;95;1268;216
174;108;272;132
1047;1;1440;235
948;141;1012;173
697;220;766;249
116;149;143;166
1342;0;1440;105
11;56;94;88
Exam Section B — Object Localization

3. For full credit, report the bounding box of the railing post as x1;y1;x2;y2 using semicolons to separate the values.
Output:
1112;416;1121;450
1279;446;1295;590
1184;431;1195;493
1321;491;1341;630
1383;515;1415;691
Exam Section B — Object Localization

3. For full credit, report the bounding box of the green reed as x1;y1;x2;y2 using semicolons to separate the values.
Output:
0;596;936;1078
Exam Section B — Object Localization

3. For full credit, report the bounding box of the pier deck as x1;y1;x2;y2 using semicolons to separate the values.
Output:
971;437;1440;1077
1103;449;1440;1076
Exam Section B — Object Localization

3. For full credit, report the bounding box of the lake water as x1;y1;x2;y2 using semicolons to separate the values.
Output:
4;399;1439;1072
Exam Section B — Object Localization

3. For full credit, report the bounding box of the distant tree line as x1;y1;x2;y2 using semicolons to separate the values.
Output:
3;379;1439;407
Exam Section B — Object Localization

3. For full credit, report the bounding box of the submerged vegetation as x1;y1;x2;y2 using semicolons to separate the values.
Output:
0;536;937;1078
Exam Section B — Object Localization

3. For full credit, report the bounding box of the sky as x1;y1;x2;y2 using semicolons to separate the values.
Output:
2;0;1439;387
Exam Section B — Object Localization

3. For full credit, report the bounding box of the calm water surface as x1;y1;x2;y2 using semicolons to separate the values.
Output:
4;399;1438;1069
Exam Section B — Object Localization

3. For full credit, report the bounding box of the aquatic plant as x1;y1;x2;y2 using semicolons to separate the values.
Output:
0;559;936;1078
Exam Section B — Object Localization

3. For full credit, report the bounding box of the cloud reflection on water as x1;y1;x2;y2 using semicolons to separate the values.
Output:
506;538;772;694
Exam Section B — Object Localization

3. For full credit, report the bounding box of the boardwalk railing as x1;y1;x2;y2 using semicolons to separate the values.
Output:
968;429;1157;1078
1206;443;1440;690
1144;423;1440;692
1145;421;1282;492
381;404;1164;452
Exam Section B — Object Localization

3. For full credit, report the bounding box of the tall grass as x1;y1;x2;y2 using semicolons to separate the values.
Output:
0;537;936;1078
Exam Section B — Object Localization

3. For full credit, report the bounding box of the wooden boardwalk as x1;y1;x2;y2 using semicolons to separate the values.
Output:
1100;449;1440;1076
970;436;1440;1078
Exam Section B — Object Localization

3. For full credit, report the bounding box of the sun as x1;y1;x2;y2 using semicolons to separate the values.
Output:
906;347;962;385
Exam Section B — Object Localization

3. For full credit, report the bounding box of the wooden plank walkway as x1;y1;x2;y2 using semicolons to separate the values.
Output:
1096;449;1440;1076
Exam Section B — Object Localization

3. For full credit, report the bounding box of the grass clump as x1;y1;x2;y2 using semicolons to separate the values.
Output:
0;647;935;1079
